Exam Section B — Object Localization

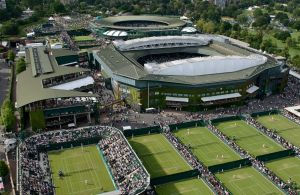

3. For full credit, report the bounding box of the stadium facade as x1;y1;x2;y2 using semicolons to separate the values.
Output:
93;35;289;111
90;15;197;40
16;46;98;130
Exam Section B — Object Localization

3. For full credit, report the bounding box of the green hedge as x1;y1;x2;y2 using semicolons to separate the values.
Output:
123;126;161;137
169;120;205;131
256;149;294;162
151;169;199;186
251;110;280;117
211;115;243;123
208;158;251;173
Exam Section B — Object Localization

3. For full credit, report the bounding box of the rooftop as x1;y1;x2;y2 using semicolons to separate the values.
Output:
16;46;97;108
96;35;279;85
92;15;187;31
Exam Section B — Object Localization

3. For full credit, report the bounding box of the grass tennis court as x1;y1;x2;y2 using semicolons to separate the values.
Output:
128;134;192;178
255;114;300;147
216;167;284;195
48;145;115;195
174;127;241;166
73;36;96;42
214;120;284;156
155;178;214;195
266;157;300;190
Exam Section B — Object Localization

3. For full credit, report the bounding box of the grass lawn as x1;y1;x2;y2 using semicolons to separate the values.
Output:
73;36;96;42
263;32;300;58
128;134;192;178
48;145;115;195
216;167;284;195
266;157;300;190
155;178;214;195
214;120;284;156
174;127;241;166
255;114;300;147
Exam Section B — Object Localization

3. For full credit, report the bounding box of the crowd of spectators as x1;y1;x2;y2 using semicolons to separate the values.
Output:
99;132;150;195
163;128;230;195
60;31;79;51
19;126;149;195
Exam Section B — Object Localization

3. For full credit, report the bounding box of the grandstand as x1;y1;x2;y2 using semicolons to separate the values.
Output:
93;35;289;111
90;15;196;39
18;126;150;195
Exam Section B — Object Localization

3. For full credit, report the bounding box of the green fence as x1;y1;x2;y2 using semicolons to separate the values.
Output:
251;110;280;117
210;115;244;124
256;149;294;162
208;158;251;173
151;169;199;186
37;136;102;152
169;120;206;131
123;126;161;137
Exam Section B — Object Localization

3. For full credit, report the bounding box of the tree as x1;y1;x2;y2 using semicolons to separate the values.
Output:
237;14;249;25
274;31;291;41
275;12;289;25
293;20;300;31
253;14;271;27
0;161;8;177
16;58;26;74
0;21;19;35
260;39;276;53
291;55;300;68
1;99;15;132
220;21;232;34
51;1;66;14
286;37;296;48
203;21;217;34
253;8;263;18
7;50;15;62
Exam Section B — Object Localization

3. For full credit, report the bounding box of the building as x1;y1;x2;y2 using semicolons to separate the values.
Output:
93;35;289;111
16;46;98;130
90;15;197;40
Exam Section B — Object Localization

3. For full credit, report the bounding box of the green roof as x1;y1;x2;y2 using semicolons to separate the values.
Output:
16;47;97;108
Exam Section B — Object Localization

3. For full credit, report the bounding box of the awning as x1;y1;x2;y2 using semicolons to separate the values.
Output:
246;85;259;94
50;76;94;90
201;93;241;102
166;96;189;103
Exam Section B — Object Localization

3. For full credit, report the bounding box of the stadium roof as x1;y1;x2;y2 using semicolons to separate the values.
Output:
96;35;279;85
144;54;267;76
113;36;210;51
16;46;97;108
92;15;187;30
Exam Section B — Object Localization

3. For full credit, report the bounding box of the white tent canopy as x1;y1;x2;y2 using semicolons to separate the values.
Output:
201;93;241;102
144;54;267;76
181;27;197;33
50;76;94;90
246;85;259;94
103;30;128;37
166;96;189;103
